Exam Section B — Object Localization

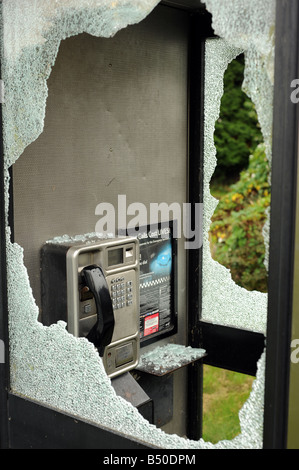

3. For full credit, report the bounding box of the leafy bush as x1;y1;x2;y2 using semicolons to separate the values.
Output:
209;143;270;292
213;55;263;181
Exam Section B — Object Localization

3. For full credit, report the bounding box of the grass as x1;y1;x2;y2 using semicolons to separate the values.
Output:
202;365;254;444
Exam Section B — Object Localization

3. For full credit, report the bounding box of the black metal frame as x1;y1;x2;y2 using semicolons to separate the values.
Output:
199;322;265;376
263;0;299;449
186;5;267;441
8;394;151;449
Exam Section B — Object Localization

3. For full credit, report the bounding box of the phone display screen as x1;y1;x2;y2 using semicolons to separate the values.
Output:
108;247;123;267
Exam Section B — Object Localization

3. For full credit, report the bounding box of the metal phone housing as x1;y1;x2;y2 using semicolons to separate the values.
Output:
41;236;140;378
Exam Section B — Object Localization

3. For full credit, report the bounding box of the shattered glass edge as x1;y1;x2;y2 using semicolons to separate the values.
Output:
2;0;276;449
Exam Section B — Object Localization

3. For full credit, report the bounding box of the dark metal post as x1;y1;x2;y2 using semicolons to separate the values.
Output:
187;10;214;440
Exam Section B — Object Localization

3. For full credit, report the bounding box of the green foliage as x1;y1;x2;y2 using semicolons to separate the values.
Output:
210;143;270;292
213;55;263;180
203;55;268;446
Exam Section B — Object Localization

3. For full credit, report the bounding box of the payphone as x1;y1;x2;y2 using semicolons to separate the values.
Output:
41;236;140;379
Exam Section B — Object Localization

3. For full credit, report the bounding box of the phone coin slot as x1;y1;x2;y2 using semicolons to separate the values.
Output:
125;247;133;259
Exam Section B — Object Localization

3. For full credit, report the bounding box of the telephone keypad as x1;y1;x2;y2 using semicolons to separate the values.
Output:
110;277;134;310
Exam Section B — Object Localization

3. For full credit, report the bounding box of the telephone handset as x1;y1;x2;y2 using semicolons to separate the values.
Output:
81;265;115;357
41;236;140;378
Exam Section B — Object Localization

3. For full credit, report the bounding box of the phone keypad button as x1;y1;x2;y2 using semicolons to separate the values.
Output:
111;277;134;310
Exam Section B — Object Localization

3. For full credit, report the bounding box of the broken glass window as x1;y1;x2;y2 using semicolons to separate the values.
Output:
2;0;275;449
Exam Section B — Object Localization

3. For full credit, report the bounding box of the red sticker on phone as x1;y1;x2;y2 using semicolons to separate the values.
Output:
144;312;159;336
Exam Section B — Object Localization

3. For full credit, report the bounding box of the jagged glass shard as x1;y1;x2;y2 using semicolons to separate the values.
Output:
205;0;275;274
201;0;276;334
46;232;114;245
1;0;161;170
201;38;268;334
2;0;275;449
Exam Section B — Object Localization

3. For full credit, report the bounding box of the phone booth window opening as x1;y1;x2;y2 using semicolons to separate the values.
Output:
2;0;275;449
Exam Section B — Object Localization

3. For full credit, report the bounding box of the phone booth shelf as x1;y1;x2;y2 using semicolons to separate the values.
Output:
135;343;207;377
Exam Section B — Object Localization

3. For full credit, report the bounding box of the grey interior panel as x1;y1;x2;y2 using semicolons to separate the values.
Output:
12;4;189;436
13;5;189;318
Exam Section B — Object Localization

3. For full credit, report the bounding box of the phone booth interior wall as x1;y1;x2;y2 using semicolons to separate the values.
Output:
12;4;191;437
1;0;277;449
